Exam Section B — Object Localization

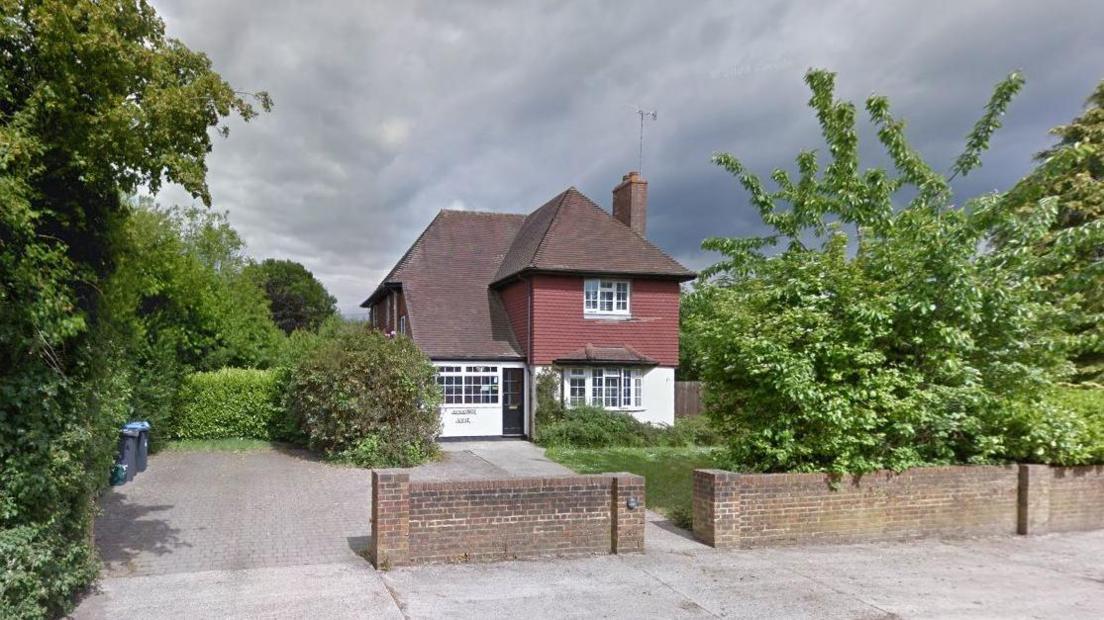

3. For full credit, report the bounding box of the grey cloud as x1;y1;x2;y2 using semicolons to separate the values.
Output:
150;0;1104;314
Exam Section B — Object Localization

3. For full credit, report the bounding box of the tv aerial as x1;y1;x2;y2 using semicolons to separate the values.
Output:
636;108;657;175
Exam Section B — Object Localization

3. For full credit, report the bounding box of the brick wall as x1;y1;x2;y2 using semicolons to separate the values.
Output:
368;289;407;335
530;275;680;366
694;464;1104;549
1019;464;1104;534
370;471;645;568
693;466;1020;548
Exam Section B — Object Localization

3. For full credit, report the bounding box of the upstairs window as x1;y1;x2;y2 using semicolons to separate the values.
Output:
584;279;630;317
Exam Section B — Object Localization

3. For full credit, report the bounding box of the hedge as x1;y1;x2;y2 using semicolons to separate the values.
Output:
174;368;281;440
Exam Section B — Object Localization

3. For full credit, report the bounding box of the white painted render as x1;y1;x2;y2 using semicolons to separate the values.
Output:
634;366;675;426
434;361;528;438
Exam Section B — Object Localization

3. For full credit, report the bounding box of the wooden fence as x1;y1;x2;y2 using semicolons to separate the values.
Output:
674;381;703;418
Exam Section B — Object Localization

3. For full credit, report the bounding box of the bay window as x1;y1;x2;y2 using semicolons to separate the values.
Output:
565;366;643;409
583;279;630;316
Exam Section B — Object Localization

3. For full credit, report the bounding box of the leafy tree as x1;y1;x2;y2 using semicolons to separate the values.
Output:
102;202;284;442
1002;80;1104;383
0;1;268;615
685;69;1079;474
244;258;337;334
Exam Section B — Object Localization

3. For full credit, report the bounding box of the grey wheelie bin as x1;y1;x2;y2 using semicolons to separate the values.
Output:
126;421;151;473
116;426;141;483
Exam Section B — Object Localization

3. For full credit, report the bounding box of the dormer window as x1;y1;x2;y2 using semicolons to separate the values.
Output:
584;279;630;317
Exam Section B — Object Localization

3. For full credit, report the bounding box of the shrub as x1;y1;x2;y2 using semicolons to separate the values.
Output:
534;368;566;430
174;369;281;440
537;403;724;449
537;405;665;448
287;324;441;467
665;416;723;447
1004;386;1104;466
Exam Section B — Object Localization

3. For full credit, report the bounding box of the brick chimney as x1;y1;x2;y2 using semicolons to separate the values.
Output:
612;171;647;237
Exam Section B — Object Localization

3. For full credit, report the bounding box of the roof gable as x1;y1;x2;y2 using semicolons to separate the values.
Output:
490;187;694;285
363;210;527;360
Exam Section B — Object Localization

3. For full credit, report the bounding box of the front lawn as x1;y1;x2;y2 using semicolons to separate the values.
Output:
545;446;721;528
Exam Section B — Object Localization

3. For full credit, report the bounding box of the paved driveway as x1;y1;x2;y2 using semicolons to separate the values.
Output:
74;442;1104;619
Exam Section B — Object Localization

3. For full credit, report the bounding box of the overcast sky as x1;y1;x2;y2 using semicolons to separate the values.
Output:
150;0;1104;316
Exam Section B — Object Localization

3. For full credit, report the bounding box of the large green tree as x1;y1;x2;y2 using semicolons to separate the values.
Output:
244;258;337;334
685;69;1083;474
1002;80;1104;383
103;202;284;442
0;1;267;615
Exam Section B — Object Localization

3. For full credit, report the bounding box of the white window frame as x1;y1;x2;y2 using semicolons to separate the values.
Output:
435;365;500;405
398;315;407;335
563;366;643;410
583;279;630;317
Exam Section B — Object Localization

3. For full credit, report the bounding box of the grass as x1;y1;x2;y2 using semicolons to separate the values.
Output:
159;438;276;453
545;445;721;528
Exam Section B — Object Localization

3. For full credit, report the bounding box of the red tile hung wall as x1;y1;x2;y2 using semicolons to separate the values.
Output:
529;275;680;366
498;279;530;359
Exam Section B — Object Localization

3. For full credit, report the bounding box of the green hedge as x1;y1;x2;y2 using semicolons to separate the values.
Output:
536;405;721;448
174;369;281;440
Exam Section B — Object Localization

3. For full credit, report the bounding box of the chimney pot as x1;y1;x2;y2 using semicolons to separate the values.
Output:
612;171;647;237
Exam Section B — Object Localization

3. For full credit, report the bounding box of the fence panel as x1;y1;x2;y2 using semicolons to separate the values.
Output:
675;381;703;418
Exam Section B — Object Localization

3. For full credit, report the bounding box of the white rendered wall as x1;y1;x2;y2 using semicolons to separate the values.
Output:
636;367;675;426
435;361;527;438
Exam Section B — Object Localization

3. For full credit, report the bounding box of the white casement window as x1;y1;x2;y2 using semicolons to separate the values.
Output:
568;368;587;406
398;315;407;335
565;367;643;409
583;279;630;316
436;365;499;405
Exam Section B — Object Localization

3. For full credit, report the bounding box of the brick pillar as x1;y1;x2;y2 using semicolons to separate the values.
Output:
694;469;739;548
693;469;718;546
1018;464;1052;535
611;473;645;554
371;469;410;568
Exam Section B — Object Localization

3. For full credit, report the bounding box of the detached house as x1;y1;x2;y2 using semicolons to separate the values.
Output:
361;172;695;439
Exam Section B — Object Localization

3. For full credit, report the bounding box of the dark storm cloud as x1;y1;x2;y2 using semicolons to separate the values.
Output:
150;0;1104;314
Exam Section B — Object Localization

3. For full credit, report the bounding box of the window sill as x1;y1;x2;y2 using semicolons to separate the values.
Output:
583;313;632;321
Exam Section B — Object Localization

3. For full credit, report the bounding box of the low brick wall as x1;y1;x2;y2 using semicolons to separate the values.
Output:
695;464;1104;549
370;470;645;568
1019;464;1104;534
694;466;1022;548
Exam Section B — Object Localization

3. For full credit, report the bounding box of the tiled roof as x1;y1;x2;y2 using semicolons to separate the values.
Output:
491;188;695;285
363;210;527;360
362;187;695;360
554;344;658;366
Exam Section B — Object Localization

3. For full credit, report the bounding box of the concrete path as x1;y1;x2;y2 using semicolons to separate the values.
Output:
73;443;1104;619
411;439;575;480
